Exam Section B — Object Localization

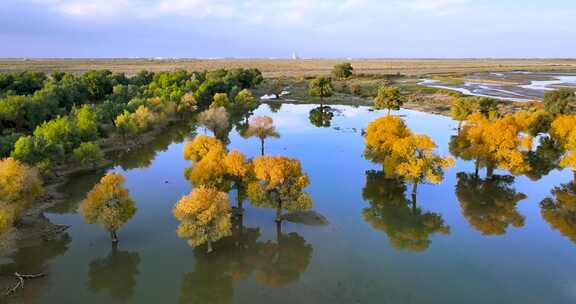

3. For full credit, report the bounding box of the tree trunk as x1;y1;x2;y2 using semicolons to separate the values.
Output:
387;108;391;115
206;240;213;254
486;162;495;179
474;159;480;178
110;230;118;243
237;191;244;213
260;137;265;156
411;183;418;213
275;200;282;223
276;220;282;244
457;121;462;134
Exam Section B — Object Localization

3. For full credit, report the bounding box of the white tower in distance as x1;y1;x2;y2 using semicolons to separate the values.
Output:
291;51;300;60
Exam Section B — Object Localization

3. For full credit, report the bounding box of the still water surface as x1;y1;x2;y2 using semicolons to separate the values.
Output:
8;104;576;303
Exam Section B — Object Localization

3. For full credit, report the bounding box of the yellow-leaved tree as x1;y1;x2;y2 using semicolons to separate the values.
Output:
364;115;454;194
364;115;412;177
224;150;252;212
79;172;137;243
457;113;532;178
173;186;232;253
392;134;455;198
243;116;279;156
551;115;576;180
182;135;238;191
0;157;43;234
248;156;312;222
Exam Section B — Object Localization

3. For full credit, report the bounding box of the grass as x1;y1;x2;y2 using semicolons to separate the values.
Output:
1;58;576;77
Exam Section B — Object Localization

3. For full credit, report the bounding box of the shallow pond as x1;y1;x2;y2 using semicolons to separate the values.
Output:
6;103;576;303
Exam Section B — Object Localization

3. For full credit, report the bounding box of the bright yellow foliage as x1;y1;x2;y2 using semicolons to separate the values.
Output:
224;150;250;179
551;115;576;143
248;156;312;214
551;115;576;172
79;172;136;233
364;116;453;184
0;157;43;232
183;135;226;163
364;115;412;176
393;135;455;185
461;113;532;175
173;186;231;247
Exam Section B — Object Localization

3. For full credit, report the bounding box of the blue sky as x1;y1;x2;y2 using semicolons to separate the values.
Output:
1;0;575;58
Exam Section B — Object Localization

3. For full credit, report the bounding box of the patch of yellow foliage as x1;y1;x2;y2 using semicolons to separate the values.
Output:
79;172;136;232
0;157;43;232
173;186;231;247
364;116;453;185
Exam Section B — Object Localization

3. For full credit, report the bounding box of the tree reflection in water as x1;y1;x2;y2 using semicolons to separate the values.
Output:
362;170;450;252
111;118;197;170
541;181;576;244
87;244;140;302
455;172;527;235
179;214;313;303
309;106;334;128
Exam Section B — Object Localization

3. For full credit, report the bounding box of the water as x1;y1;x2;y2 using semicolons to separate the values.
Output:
6;104;576;303
420;72;576;102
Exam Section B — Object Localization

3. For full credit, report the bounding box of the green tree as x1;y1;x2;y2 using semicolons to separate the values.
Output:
450;97;477;132
544;89;575;115
211;93;231;109
234;89;256;110
308;76;333;107
373;86;404;114
74;104;99;141
72;142;103;168
332;62;354;79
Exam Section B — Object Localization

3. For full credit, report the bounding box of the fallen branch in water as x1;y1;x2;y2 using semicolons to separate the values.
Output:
4;272;46;296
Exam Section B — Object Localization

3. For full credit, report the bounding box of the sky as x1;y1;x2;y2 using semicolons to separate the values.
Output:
1;0;575;58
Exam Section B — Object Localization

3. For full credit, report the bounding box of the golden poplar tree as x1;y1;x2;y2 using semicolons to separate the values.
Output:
0;157;43;233
458;113;532;177
551;115;576;179
392;134;454;196
79;172;137;243
364;115;412;177
247;156;312;222
364;115;454;191
173;186;232;253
